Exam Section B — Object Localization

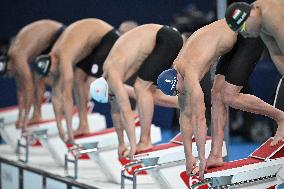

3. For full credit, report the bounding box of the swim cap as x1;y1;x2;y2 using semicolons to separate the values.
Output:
34;54;52;77
90;77;109;103
0;56;8;76
157;68;177;96
225;2;251;32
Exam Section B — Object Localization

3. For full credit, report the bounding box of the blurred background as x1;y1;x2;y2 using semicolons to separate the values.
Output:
0;0;281;161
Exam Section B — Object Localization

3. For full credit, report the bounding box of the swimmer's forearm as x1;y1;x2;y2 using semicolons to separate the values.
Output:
111;78;136;149
124;84;136;99
52;83;64;130
52;94;63;126
195;125;207;161
180;113;193;158
153;90;179;108
16;70;33;128
63;84;74;139
16;87;25;125
110;100;125;145
120;109;136;148
23;87;33;128
113;114;125;145
33;76;45;114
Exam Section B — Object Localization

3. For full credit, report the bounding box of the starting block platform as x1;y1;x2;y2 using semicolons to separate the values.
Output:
180;138;284;189
121;134;227;189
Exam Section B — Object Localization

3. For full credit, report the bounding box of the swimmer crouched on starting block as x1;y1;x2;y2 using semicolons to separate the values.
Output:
0;20;64;132
157;13;284;179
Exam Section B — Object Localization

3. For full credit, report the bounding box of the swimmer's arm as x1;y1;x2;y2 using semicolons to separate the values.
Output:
178;92;193;159
32;73;45;117
124;84;136;99
185;74;207;178
61;65;74;139
15;64;34;130
261;33;284;75
14;73;25;127
124;84;179;108
51;75;64;133
108;74;136;152
153;88;179;108
110;98;125;146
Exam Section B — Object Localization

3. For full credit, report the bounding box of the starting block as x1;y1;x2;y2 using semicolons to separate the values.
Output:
0;103;55;126
64;119;162;183
121;134;227;189
180;138;284;189
0;103;55;150
28;113;106;166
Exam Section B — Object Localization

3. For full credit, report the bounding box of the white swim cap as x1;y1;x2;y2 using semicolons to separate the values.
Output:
90;77;109;103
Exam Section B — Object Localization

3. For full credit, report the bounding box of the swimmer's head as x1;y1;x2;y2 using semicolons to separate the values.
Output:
90;77;109;103
119;21;139;34
157;68;178;96
0;55;8;76
226;2;262;38
225;2;251;32
33;54;52;77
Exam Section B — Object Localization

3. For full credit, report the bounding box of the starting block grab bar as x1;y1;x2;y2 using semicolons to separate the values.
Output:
191;174;277;189
64;142;99;179
16;136;29;163
16;129;47;164
121;159;185;189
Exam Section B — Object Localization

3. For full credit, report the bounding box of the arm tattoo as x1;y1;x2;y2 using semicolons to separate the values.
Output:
178;93;186;112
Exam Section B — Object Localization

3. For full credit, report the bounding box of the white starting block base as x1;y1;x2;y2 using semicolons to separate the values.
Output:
0;103;55;125
0;103;55;150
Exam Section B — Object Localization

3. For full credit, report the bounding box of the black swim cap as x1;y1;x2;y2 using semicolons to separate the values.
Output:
34;54;52;77
225;2;251;32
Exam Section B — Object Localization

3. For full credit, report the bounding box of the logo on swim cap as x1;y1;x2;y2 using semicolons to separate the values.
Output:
157;68;177;96
34;55;52;77
90;77;109;103
225;2;251;32
0;56;8;76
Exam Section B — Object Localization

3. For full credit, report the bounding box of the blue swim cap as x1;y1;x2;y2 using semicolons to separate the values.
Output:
157;69;177;96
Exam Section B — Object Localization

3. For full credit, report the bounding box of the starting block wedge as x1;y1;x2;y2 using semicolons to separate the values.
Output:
181;138;284;189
